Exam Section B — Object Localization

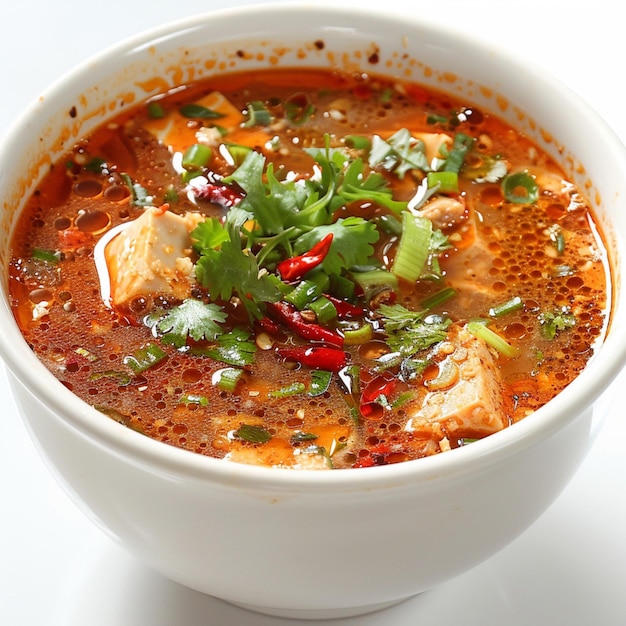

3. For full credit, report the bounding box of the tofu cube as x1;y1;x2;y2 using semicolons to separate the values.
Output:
103;205;203;308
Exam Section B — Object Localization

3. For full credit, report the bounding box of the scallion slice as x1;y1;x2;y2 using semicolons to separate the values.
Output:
32;247;61;264
421;287;456;310
179;103;224;119
268;382;307;398
182;144;212;171
342;323;374;346
427;171;459;194
244;100;272;127
284;274;330;310
442;133;474;174
502;171;539;204
466;320;519;358
489;296;523;318
308;296;338;324
234;424;272;444
147;101;165;119
391;213;432;283
213;367;244;392
308;370;332;397
124;342;167;374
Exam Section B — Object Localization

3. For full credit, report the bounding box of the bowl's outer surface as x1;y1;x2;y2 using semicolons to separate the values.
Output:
1;2;626;619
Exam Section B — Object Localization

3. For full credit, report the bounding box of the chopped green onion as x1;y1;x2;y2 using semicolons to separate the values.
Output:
244;100;272;127
225;143;253;166
179;103;225;119
502;171;539;204
164;184;179;204
351;269;398;301
284;273;330;309
343;323;374;346
489;296;523;318
427;171;459;194
379;87;394;104
120;173;153;207
32;247;61;264
234;424;272;444
179;394;209;406
89;370;132;386
375;214;403;236
466;320;519;358
391;390;416;409
182;143;212;171
391;213;432;283
421;287;456;310
344;134;371;150
307;296;337;324
308;370;332;396
538;310;576;340
442;133;474;174
291;431;319;443
268;382;307;398
75;347;97;362
213;367;244;392
124;342;167;374
427;113;449;125
147;102;166;119
284;93;315;125
548;224;566;255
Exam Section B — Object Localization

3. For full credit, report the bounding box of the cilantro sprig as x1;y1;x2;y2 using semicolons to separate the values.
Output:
146;299;227;348
378;303;451;358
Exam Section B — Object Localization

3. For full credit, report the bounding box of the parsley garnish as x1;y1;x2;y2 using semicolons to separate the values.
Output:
378;303;450;357
201;328;256;367
154;299;227;348
194;231;282;320
539;310;576;340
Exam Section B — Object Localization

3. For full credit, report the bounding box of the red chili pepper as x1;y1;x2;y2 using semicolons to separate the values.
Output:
266;300;344;348
194;181;243;208
277;233;334;281
276;346;347;372
352;443;393;468
360;374;397;418
255;316;282;336
324;295;367;319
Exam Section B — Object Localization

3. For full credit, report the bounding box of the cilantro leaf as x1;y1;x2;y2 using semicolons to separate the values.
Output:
378;303;450;357
195;234;281;320
223;151;306;235
155;299;227;348
202;327;256;366
368;129;431;178
292;217;379;276
191;217;230;253
538;310;576;340
340;158;407;213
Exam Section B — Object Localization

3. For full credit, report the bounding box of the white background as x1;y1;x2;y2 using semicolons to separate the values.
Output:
1;1;625;624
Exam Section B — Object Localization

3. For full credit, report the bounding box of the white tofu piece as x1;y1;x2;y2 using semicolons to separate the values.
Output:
102;205;204;308
406;325;509;439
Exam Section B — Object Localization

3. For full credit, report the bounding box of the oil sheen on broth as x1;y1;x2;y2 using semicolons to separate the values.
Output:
8;67;609;469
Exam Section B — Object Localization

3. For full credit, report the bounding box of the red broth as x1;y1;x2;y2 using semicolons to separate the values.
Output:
8;68;609;469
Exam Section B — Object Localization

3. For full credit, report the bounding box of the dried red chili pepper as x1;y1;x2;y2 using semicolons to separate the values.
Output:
194;181;243;208
277;233;334;281
360;374;397;418
266;300;344;348
276;346;347;372
324;295;367;319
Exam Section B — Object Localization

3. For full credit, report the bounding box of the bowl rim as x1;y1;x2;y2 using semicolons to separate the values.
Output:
1;0;625;492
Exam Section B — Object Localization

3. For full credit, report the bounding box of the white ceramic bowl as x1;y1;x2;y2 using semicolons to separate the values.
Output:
1;2;625;620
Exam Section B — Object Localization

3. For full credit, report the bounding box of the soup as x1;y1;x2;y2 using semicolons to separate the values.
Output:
8;67;609;469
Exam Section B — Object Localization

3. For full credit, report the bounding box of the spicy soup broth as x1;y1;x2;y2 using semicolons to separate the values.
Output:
8;68;610;469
